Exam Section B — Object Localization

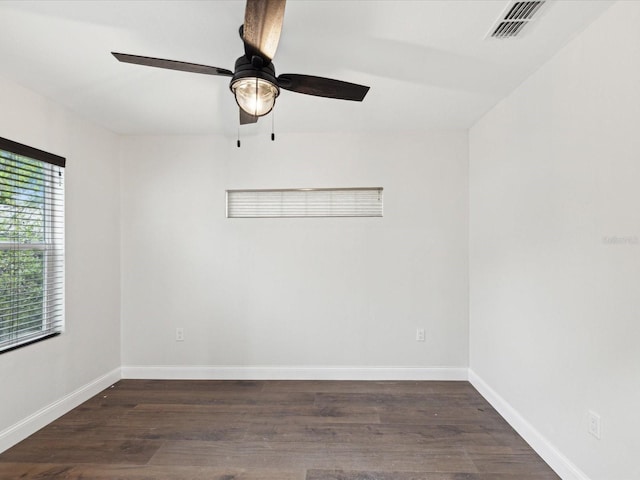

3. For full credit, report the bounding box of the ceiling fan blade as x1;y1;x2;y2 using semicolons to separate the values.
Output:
240;108;259;125
112;52;233;77
277;74;370;101
243;0;286;61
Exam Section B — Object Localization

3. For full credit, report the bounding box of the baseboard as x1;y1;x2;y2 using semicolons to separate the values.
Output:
0;367;121;454
468;369;591;480
121;365;469;381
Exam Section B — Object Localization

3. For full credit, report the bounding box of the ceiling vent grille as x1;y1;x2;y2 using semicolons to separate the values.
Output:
489;1;546;39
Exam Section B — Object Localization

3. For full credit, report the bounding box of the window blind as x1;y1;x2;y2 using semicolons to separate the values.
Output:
0;137;65;354
226;187;383;218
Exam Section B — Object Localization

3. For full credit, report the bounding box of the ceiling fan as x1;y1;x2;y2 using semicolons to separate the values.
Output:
112;0;370;126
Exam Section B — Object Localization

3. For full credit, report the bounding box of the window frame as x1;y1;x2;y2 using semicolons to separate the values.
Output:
226;187;384;218
0;137;65;354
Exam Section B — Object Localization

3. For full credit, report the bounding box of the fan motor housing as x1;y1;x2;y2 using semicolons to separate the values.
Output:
230;55;280;94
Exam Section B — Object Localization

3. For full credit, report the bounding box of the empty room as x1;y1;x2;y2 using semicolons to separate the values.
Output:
0;1;637;479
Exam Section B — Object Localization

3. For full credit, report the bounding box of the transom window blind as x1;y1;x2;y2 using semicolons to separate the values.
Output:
0;137;65;354
226;187;383;218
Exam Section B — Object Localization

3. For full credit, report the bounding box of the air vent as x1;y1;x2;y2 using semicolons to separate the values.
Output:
489;1;546;39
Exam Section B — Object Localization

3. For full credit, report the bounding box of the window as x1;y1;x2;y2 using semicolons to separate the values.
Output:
0;137;65;354
226;187;383;218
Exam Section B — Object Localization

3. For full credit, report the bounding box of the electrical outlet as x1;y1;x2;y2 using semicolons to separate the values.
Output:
176;328;184;342
588;410;601;439
416;328;425;342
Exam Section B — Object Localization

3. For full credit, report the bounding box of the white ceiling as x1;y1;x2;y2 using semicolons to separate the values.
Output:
0;0;613;137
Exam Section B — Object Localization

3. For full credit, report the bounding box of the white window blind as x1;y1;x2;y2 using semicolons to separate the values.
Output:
226;188;383;218
0;137;65;354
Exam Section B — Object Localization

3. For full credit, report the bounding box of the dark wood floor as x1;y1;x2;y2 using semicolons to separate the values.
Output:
0;380;559;480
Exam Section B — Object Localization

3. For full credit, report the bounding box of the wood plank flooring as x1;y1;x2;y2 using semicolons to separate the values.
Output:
0;380;560;480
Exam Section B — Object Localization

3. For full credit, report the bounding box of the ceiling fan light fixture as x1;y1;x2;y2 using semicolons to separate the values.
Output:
113;1;370;130
231;77;279;117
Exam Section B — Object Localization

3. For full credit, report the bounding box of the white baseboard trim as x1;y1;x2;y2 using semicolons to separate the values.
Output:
0;367;121;454
121;365;469;381
468;369;591;480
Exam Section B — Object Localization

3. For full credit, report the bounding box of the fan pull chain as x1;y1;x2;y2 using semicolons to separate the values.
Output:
237;125;241;148
271;112;275;142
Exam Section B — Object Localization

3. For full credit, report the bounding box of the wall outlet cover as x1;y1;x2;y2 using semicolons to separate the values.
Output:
588;410;601;439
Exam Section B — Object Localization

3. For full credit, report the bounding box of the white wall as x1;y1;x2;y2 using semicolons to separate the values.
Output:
469;2;640;479
120;131;468;375
0;76;121;449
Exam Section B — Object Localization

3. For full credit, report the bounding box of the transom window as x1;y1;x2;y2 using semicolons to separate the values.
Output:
226;187;383;218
